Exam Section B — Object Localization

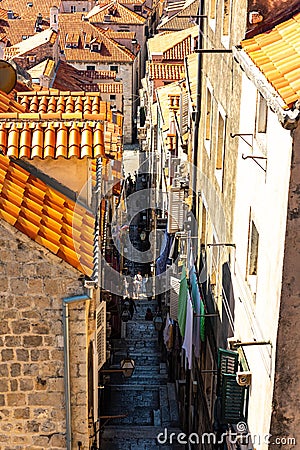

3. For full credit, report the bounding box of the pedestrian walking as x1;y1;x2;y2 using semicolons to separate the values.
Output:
134;271;143;299
128;297;137;319
127;276;134;298
145;308;153;321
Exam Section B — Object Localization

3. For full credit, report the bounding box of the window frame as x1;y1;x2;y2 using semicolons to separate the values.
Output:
221;0;232;49
110;65;119;74
204;80;213;156
215;104;226;189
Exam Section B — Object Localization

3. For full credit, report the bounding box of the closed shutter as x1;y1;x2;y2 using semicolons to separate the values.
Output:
180;90;189;135
169;275;180;320
92;339;98;423
221;374;246;424
95;301;106;370
217;348;238;393
167;187;185;233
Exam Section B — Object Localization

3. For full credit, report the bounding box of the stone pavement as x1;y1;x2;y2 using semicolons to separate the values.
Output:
100;298;183;450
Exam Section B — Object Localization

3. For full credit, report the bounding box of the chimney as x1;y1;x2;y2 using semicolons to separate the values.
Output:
50;6;59;31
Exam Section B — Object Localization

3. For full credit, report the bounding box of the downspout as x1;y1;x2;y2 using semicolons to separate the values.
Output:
63;291;93;450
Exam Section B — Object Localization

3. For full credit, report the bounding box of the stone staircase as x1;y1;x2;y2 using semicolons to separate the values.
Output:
101;299;183;449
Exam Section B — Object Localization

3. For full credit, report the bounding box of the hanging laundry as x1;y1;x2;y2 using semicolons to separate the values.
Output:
182;292;193;370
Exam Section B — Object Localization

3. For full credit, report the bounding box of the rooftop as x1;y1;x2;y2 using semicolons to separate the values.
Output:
147;25;198;59
87;1;146;25
59;13;135;63
0;154;95;276
241;12;300;108
147;62;184;80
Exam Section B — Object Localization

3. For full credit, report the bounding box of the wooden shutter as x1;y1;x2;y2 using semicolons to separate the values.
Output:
92;339;98;423
167;187;185;233
217;348;238;393
169;275;180;320
180;90;189;135
95;301;106;370
221;374;246;424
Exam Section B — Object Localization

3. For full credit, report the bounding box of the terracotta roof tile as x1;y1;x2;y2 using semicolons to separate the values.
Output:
148;62;184;80
87;2;146;25
0;90;26;113
241;12;300;108
59;13;135;63
148;25;198;60
0;0;55;19
4;28;58;59
157;0;199;32
0;119;122;159
0;154;95;275
98;82;123;93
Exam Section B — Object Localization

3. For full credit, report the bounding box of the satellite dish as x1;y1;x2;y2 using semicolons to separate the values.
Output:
0;60;17;94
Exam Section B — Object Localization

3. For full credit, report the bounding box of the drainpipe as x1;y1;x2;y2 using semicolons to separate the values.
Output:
63;291;93;450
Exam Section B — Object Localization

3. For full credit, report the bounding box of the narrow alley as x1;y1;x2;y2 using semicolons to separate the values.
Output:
100;297;182;450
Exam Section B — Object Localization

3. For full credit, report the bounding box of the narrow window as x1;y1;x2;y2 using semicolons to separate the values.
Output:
216;113;225;170
110;94;116;101
205;88;212;142
70;5;76;12
210;0;217;20
222;0;231;36
201;203;207;244
256;92;268;134
248;221;259;276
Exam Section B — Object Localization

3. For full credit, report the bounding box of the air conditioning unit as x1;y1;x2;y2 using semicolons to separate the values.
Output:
236;371;252;386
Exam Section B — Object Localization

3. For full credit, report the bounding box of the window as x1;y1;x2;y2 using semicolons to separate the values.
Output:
70;5;76;12
221;0;232;47
22;35;27;40
110;94;116;101
110;65;118;73
134;5;142;12
91;44;99;52
86;65;95;71
205;86;213;155
209;0;217;29
256;92;268;134
246;216;259;296
248;220;259;276
215;108;226;188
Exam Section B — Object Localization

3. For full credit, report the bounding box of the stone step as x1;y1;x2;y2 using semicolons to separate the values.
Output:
101;425;184;450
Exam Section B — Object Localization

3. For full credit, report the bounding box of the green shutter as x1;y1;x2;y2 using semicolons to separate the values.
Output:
221;374;246;424
217;348;239;393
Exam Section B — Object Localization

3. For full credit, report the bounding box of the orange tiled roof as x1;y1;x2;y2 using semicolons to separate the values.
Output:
16;90;113;116
0;90;26;113
157;0;199;32
52;62;116;91
148;26;198;60
3;18;49;46
98;83;123;93
0;119;121;159
0;154;95;276
0;0;55;19
241;12;300;108
4;28;57;59
59;14;135;63
87;2;146;25
148;62;184;80
106;30;136;40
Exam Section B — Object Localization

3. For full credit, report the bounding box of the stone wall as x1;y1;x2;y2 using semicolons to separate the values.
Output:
0;220;93;449
270;125;300;446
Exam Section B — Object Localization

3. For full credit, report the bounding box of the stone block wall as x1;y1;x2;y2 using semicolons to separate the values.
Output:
0;220;93;450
